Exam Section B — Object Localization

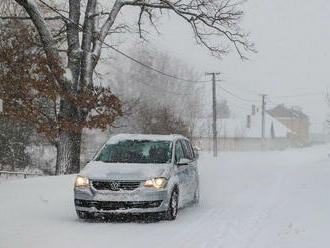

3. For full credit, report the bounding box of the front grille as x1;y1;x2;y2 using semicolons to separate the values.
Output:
91;180;141;191
75;199;162;210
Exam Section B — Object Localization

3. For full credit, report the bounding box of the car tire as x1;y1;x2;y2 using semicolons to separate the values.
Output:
76;210;92;220
165;189;179;221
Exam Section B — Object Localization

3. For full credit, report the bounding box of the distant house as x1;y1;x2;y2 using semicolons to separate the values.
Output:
193;107;293;151
267;104;309;142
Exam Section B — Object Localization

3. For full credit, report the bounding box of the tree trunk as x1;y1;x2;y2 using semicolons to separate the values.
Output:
55;129;81;175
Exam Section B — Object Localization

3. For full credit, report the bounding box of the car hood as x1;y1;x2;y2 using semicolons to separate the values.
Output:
81;161;172;181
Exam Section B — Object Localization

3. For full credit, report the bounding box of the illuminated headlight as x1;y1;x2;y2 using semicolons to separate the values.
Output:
75;175;89;187
144;177;167;189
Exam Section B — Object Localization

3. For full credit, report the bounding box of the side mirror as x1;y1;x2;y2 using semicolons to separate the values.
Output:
177;158;190;166
193;146;200;159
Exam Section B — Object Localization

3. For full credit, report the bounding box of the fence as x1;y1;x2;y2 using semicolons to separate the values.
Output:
0;171;42;180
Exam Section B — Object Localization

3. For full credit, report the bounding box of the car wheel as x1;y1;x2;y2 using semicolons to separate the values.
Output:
165;189;179;220
76;210;92;220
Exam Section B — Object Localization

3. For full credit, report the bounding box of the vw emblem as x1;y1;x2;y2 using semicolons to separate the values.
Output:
109;181;120;191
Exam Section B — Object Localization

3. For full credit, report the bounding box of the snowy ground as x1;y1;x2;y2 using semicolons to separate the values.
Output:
1;145;330;248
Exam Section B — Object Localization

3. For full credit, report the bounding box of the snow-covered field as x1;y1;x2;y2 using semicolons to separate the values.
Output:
1;145;330;248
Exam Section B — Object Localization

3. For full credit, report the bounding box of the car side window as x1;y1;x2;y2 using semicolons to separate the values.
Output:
175;141;184;163
181;140;193;160
188;141;196;160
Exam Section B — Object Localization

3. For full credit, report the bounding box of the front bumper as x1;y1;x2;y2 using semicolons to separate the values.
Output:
74;185;170;214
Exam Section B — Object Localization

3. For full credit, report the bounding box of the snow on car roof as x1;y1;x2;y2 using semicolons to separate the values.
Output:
106;133;186;144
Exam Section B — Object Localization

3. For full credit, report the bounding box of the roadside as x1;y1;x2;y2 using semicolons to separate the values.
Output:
1;144;329;248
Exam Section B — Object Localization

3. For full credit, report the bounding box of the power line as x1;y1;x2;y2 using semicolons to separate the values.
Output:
34;0;330;105
271;92;324;99
217;84;259;103
107;45;210;83
227;101;256;112
135;80;191;96
37;0;210;84
36;1;328;104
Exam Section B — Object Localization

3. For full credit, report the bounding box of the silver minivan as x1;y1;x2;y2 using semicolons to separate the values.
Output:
74;134;199;220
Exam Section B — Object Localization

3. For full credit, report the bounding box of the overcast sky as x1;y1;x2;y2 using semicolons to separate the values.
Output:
94;0;330;133
128;0;329;133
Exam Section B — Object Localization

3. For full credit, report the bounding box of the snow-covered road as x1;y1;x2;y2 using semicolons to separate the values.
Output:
1;145;330;248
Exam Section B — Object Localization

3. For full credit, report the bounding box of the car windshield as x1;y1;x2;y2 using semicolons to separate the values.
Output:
94;140;173;164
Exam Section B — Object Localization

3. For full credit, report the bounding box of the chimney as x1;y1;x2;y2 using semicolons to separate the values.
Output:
252;105;256;115
247;115;251;128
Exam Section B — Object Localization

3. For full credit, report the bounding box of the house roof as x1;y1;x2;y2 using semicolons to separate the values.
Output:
193;112;293;138
267;104;309;120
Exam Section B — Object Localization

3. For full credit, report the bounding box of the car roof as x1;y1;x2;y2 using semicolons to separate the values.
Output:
106;133;188;144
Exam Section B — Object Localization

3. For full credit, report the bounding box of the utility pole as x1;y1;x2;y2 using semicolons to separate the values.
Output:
260;94;267;138
206;72;220;157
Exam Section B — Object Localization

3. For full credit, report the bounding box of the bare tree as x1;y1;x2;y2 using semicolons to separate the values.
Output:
2;0;254;174
112;46;202;107
0;21;123;174
111;46;204;135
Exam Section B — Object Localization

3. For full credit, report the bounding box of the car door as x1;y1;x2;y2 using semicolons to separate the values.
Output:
180;139;198;197
174;140;190;206
187;140;199;194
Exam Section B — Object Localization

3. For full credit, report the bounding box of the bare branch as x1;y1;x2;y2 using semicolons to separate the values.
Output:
121;0;254;58
92;0;124;61
137;6;145;38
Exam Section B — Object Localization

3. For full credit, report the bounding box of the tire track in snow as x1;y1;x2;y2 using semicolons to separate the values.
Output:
175;207;228;248
157;206;228;248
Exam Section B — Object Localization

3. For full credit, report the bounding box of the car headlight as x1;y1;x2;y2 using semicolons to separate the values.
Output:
144;177;167;189
75;175;89;187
